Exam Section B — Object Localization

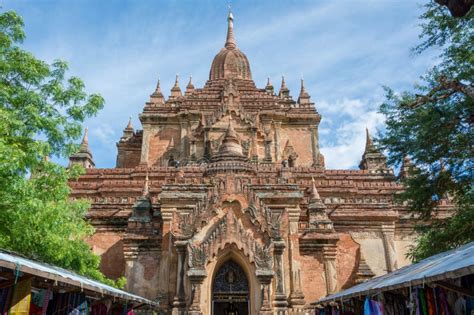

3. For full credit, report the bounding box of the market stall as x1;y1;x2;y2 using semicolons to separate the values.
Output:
312;242;474;315
0;249;158;314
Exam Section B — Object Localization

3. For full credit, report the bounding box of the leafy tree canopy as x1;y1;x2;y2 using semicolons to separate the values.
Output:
0;10;124;287
378;2;473;261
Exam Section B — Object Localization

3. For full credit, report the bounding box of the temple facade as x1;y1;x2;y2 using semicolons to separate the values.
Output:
68;11;428;315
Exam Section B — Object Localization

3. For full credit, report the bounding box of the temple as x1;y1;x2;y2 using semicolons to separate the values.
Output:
68;11;434;315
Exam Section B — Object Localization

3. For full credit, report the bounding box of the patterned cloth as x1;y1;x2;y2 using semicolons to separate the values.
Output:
30;289;51;315
46;293;87;315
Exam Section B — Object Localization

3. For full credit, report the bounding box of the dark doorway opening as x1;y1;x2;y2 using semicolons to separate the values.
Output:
212;260;249;315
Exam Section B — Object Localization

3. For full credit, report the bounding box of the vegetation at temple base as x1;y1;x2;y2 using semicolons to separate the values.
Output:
378;2;473;261
0;10;125;288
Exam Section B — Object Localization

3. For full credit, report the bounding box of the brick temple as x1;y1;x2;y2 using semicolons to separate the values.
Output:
69;11;423;315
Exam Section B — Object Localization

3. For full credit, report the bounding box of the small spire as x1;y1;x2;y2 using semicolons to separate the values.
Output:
225;9;237;49
80;127;90;152
155;78;162;93
150;78;165;105
265;77;274;94
359;128;388;171
310;177;321;200
121;117;134;139
170;74;182;98
126;117;133;129
365;128;374;151
279;76;290;98
298;78;311;105
185;75;195;95
173;74;179;88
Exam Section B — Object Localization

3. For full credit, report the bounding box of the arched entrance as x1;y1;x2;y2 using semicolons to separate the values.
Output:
212;260;249;315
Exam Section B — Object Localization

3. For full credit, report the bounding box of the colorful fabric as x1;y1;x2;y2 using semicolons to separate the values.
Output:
418;288;428;315
425;288;435;315
67;293;87;315
30;289;51;315
436;287;451;315
9;278;32;315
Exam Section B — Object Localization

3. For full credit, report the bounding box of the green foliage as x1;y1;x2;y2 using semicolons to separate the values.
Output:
378;2;473;261
0;10;124;287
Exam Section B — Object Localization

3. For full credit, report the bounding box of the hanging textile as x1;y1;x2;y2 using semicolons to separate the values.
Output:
67;293;87;315
9;278;32;315
435;287;452;315
30;289;51;315
417;288;428;315
0;286;13;315
364;297;384;315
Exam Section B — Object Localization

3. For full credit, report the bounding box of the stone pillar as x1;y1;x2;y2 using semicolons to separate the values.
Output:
172;241;187;313
287;207;305;307
140;127;151;165
160;208;175;305
256;270;273;315
274;121;281;162
272;240;288;309
180;120;188;159
381;224;398;272
188;269;207;315
310;125;320;167
251;127;258;162
264;138;272;163
322;245;338;295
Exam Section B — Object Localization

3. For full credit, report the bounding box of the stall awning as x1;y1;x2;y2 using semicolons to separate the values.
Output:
314;242;474;304
0;250;158;306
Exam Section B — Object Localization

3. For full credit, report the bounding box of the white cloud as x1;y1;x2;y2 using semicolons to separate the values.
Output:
319;98;386;169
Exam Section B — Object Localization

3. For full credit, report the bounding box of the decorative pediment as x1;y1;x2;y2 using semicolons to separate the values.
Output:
187;210;271;270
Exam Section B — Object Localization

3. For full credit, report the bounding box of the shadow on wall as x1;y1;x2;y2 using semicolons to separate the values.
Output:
341;247;361;290
100;240;126;280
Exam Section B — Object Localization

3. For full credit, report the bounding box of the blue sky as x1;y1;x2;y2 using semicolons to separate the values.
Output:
5;0;438;169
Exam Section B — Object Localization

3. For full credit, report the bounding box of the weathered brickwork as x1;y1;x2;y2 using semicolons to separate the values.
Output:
69;11;451;315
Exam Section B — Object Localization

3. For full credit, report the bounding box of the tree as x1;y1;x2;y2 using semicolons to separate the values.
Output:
378;2;473;261
0;10;124;287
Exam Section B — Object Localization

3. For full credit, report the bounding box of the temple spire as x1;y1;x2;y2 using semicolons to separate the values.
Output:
150;78;165;104
225;9;236;49
298;78;311;105
359;128;389;171
265;77;274;94
310;177;321;200
122;117;134;139
365;128;374;152
126;117;133;130
279;76;290;98
80;127;90;152
69;127;95;169
154;78;162;94
185;75;195;95
170;74;182;98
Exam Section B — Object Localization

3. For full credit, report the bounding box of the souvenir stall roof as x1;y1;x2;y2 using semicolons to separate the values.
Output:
0;249;158;306
314;242;474;304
